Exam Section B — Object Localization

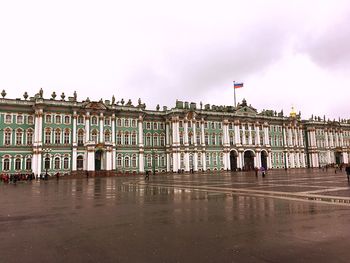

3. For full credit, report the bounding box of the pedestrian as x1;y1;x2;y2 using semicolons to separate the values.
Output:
56;172;60;180
345;165;350;183
260;166;266;178
254;167;258;177
145;170;150;181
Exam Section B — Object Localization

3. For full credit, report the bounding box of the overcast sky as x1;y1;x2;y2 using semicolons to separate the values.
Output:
0;0;349;119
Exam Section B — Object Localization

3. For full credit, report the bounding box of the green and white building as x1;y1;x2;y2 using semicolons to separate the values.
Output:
0;89;349;177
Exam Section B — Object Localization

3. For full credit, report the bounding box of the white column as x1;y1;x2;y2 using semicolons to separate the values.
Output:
285;152;289;168
166;153;170;172
193;151;198;171
256;125;260;146
290;152;295;168
234;124;240;145
85;112;90;143
340;131;344;147
184;119;189;172
288;128;293;146
106;147;112;171
256;151;261;168
248;125;252;145
202;152;206;171
138;116;144;172
166;121;170;146
111;114;116;170
201;120;205;147
299;129;304;147
242;125;246;145
325;130;329;148
238;151;243;169
99;113;104;143
72;112;77;171
268;152;272;169
264;125;269;146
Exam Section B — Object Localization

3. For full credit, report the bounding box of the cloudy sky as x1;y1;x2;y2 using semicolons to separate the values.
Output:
0;0;349;119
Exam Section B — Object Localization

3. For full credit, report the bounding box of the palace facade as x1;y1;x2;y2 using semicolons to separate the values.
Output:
0;89;349;177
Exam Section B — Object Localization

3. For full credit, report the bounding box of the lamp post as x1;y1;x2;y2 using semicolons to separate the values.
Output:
42;148;52;179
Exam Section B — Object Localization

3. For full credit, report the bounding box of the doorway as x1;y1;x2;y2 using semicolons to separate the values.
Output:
261;151;268;170
95;150;103;171
244;150;255;171
230;150;238;171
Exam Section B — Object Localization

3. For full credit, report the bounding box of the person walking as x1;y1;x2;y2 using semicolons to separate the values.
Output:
345;165;350;183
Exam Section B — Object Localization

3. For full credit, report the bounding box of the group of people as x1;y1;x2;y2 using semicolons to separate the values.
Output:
1;173;35;184
254;167;267;177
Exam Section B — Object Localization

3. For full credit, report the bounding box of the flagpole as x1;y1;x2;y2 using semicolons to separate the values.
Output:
233;81;236;108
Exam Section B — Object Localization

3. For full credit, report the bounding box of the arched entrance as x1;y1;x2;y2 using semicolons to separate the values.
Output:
335;152;343;165
230;150;238;171
95;150;103;171
244;150;255;171
261;151;268;170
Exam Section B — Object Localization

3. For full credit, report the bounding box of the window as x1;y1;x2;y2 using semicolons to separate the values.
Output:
160;155;165;166
179;121;183;128
131;119;136;127
124;132;129;145
198;153;202;166
180;153;184;168
124;156;130;168
64;130;70;144
188;121;192;128
16;130;23;145
159;123;164;130
211;122;215;129
205;134;209;145
196;134;200;145
91;116;97;125
55;115;61;124
220;153;224;165
146;133;151;146
3;158;10;171
28;116;34;125
206;153;210;166
211;134;216;145
155;155;159;167
91;130;98;143
78;130;84;145
15;115;23;124
125;119;129;127
160;135;165;146
78;115;84;124
179;134;183;145
213;153;217;166
117;132;122;145
46;115;52;123
63;157;69;169
15;158;21;170
147;155;152;167
117;155;122;168
64;116;70;124
55;129;61;144
4;129;11;145
77;156;84;170
230;133;234;145
218;134;222;145
5;114;11;123
54;157;60;169
153;122;157;130
153;134;158;146
45;157;50;170
132;132;137;145
104;118;110;126
117;118;122;127
146;122;151;129
132;155;137;168
26;158;32;170
105;130;111;142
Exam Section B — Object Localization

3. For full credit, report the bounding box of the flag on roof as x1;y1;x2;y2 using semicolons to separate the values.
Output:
234;82;244;88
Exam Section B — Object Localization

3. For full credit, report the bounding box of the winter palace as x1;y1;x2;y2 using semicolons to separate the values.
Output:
0;89;349;177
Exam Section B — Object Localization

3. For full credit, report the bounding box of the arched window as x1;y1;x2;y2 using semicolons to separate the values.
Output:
3;158;10;171
117;118;122;127
188;133;193;145
211;134;216;145
46;115;52;123
64;129;70;144
117;154;122;168
78;129;84;145
146;133;151;146
5;114;12;123
220;153;224;165
206;153;210;166
54;157;60;169
154;155;159;167
213;153;217;166
124;132;129;145
196;133;201;145
160;135;165;146
63;157;69;169
28;115;34;124
230;132;235;145
160;155;165;166
179;133;183;145
26;158;32;170
117;132;122;145
45;157;50;170
131;119;136;127
17;115;23;124
77;156;84;170
131;132;137;145
15;158;21;170
218;134;223;145
27;129;33;145
205;134;209;145
16;129;23;145
180;153;184;168
124;156;130;168
91;129;98;143
45;129;52;144
105;130;111;142
78;115;84;124
64;116;70;124
125;119;129;127
132;154;137;167
4;128;11;145
104;117;110;126
198;153;202;166
91;116;97;125
146;155;152;167
153;134;158;146
55;115;61;124
55;129;61;144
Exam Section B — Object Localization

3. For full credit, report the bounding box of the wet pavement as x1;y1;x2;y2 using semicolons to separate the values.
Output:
1;169;350;263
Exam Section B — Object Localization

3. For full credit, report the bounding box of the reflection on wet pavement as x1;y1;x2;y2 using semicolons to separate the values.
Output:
1;169;350;263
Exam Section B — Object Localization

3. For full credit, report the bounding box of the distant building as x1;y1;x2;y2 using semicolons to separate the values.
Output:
0;90;349;177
